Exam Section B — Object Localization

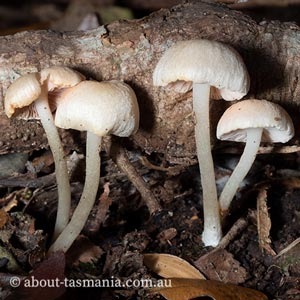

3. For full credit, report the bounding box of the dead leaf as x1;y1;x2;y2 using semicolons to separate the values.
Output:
6;251;66;300
194;249;247;284
26;150;54;174
67;235;104;266
4;198;18;212
0;191;19;211
0;209;9;228
257;187;276;256
144;253;205;279
151;278;268;300
157;228;177;243
0;188;32;212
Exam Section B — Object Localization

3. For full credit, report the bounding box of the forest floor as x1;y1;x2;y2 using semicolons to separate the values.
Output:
0;146;300;299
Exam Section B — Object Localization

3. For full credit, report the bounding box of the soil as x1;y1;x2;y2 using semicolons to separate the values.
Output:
1;146;300;300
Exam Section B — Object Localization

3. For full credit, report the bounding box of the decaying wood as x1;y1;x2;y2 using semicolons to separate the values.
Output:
0;0;300;161
110;141;161;214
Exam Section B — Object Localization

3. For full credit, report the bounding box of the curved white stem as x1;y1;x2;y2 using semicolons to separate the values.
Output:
193;82;222;247
34;89;71;239
48;132;101;253
219;127;263;211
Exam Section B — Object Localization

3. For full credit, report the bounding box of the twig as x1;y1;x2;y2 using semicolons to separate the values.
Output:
139;156;191;176
195;217;248;261
275;237;300;258
217;217;248;250
0;173;56;189
110;141;161;215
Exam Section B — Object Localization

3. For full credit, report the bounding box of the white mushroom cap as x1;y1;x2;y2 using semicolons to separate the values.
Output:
217;99;294;143
54;80;140;137
40;66;85;91
4;67;85;119
153;39;250;100
5;73;41;118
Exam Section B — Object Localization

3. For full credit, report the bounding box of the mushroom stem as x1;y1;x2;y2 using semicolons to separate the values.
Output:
48;131;101;253
219;127;263;211
34;89;71;239
192;82;222;247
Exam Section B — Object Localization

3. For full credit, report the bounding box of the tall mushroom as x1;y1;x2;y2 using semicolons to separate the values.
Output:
4;66;85;239
153;39;250;246
217;99;294;211
48;80;139;253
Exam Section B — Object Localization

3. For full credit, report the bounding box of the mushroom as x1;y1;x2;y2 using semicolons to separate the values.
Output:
153;39;250;246
48;80;139;253
4;66;85;239
217;99;294;211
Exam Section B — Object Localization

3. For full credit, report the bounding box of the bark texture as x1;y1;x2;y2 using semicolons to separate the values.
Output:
0;0;300;161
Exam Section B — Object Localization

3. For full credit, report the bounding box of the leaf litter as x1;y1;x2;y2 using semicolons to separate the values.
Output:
144;253;267;300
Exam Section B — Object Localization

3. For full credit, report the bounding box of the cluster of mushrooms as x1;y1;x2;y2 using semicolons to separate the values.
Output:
4;39;295;252
4;68;140;253
153;39;294;247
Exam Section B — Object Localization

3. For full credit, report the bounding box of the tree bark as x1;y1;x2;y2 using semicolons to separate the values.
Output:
0;0;299;161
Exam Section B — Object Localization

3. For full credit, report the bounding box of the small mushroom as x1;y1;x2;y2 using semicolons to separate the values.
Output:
4;66;85;239
153;39;250;246
48;80;139;253
217;99;294;211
